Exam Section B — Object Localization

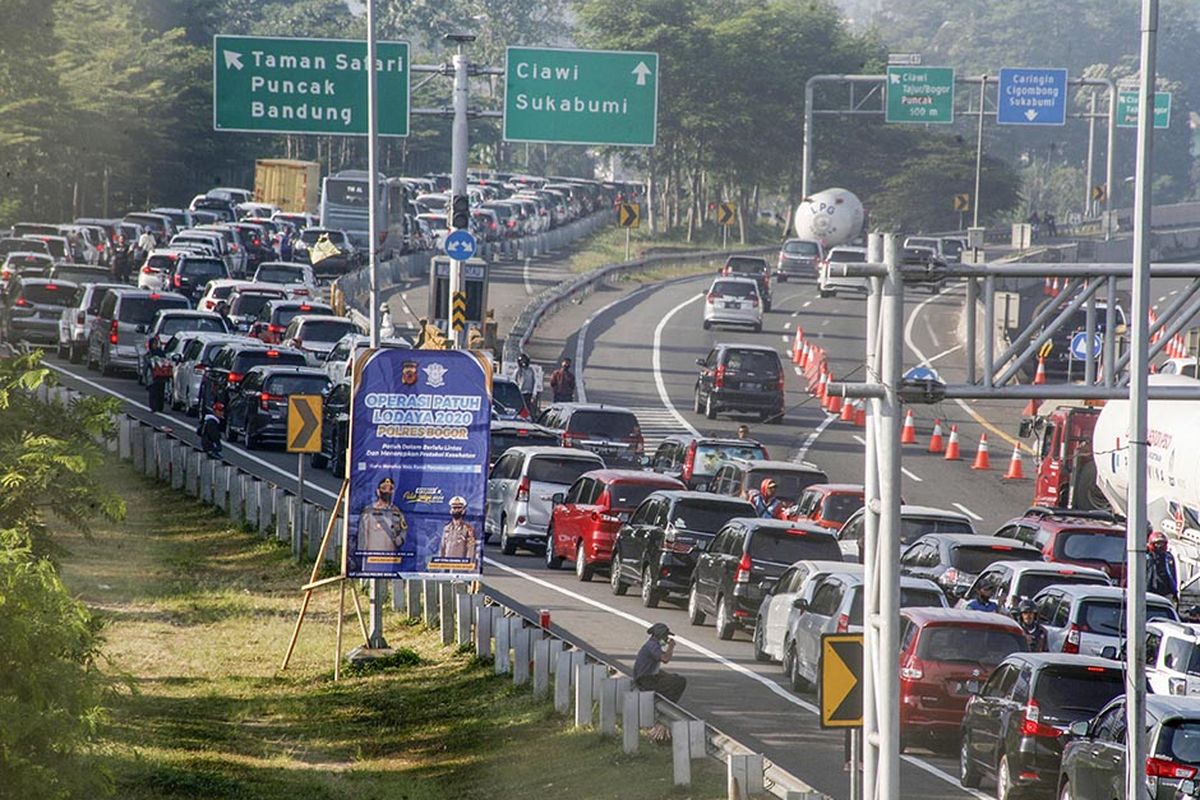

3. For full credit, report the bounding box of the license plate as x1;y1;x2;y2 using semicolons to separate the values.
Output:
724;302;739;309
742;382;761;391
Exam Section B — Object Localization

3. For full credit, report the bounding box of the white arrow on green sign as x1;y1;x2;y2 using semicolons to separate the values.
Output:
886;66;955;124
503;46;659;147
213;35;410;136
1116;90;1171;129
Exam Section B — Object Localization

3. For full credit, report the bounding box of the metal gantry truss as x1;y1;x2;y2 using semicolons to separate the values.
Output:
825;233;1200;800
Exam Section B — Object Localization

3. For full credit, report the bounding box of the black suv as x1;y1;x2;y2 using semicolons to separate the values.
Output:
721;255;772;310
688;519;842;639
199;342;308;421
312;379;351;475
959;653;1125;798
694;344;786;422
168;255;229;303
610;491;755;608
649;435;768;490
224;365;330;449
899;533;1044;602
489;420;560;470
537;402;644;467
708;458;827;509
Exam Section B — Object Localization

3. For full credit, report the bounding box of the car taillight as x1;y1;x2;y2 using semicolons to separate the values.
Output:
714;364;726;389
1146;756;1198;781
777;373;785;392
173;274;182;287
663;527;694;554
14;297;30;307
682;442;697;481
228;372;244;384
1;269;10;280
517;404;530;420
516;476;530;503
749;294;759;307
268;324;284;335
195;364;206;373
109;319;118;344
734;552;752;584
76;310;86;324
1063;623;1081;654
141;265;154;274
259;391;276;410
560;431;581;448
293;288;309;296
941;567;960;586
706;292;717;304
836;613;850;634
1019;701;1062;738
900;657;924;681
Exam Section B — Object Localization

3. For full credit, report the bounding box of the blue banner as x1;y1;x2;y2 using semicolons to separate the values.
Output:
345;348;492;578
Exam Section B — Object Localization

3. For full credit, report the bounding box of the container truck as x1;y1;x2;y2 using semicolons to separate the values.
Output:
253;159;321;214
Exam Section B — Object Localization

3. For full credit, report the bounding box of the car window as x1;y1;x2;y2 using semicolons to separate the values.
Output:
491;453;517;480
234;351;307;371
527;456;601;485
297;319;356;342
1034;664;1124;717
693;443;767;477
607;482;664;511
256;265;306;284
564;477;589;505
179;259;226;279
1059;532;1125;563
711;281;758;298
950;544;1041;574
982;664;1018;699
566;410;639;438
809;581;843;616
492;381;525;414
159;316;226;336
783;241;820;256
1162;637;1200;676
1035;593;1061;625
265;374;329;396
821;494;863;525
828;249;866;264
1015;571;1108;599
118;296;190;325
722;350;780;374
840;515;865;543
917;626;1027;666
670;499;752;533
1078;600;1177;635
899;516;975;542
232;292;282;318
747;468;825;502
749;530;840;563
19;284;75;306
1158;721;1200;764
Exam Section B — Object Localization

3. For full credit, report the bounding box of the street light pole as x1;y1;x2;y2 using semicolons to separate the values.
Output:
446;34;475;351
972;75;987;229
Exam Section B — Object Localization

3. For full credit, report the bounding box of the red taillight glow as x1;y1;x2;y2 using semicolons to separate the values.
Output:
259;391;276;410
265;350;280;357
517;405;530;419
682;442;697;481
836;613;850;634
15;297;31;307
516;476;530;503
1019;701;1062;738
706;292;717;305
714;364;726;389
109;319;118;344
734;552;752;584
141;265;154;274
1146;757;1198;780
173;274;182;287
228;372;244;384
777;373;786;392
1063;623;1081;654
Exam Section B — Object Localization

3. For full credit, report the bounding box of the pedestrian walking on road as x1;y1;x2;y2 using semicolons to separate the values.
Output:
1148;530;1180;604
633;623;686;703
513;353;538;412
549;357;576;402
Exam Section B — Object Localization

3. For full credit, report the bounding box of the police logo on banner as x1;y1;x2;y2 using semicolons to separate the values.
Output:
345;348;492;579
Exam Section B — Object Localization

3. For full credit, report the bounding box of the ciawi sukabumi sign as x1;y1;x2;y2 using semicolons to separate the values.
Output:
212;35;410;136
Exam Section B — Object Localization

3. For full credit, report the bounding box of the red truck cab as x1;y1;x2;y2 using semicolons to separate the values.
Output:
1023;405;1104;510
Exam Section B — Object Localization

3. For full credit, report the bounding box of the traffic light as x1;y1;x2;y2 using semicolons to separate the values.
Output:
451;195;470;230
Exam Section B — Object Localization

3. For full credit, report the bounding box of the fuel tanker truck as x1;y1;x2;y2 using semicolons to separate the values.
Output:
792;188;864;248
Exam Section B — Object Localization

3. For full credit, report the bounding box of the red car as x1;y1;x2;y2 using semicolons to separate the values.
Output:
788;483;866;530
898;607;1028;748
993;507;1127;583
545;469;684;581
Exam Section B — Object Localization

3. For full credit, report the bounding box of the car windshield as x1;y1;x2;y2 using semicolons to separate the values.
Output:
850;586;945;624
712;281;757;298
235;351;307;371
951;545;1041;574
277;306;332;327
693;443;768;477
671;500;751;533
748;530;841;563
567;410;639;439
160;316;225;336
1079;600;1176;635
209;285;236;300
264;374;329;395
21;284;75;306
822;494;865;524
1159;721;1200;764
146;254;179;271
607;483;667;511
1059;532;1126;564
527;456;601;485
900;517;974;544
1015;572;1109;599
723;350;779;374
86;288;120;314
725;257;767;274
231;293;281;317
256;266;306;284
50;267;106;283
121;297;189;325
1034;666;1124;718
180;259;225;279
829;249;867;263
783;241;819;255
942;240;964;257
917;626;1027;665
748;469;825;502
298;320;355;342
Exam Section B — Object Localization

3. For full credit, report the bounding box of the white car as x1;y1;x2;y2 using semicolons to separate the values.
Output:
170;332;241;415
136;249;188;292
702;277;763;331
323;332;412;383
1147;620;1200;696
252;261;318;300
753;560;861;663
485;446;605;555
835;504;976;562
196;278;256;313
281;314;361;366
818;246;868;298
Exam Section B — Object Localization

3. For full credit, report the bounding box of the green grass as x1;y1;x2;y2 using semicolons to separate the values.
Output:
53;464;725;800
566;220;784;274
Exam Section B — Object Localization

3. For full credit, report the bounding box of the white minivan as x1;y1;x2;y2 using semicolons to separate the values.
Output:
485;447;605;556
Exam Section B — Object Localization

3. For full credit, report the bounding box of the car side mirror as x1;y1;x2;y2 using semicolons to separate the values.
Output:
695;357;706;366
1067;720;1090;738
551;492;565;506
792;598;808;612
1018;419;1033;438
135;324;148;334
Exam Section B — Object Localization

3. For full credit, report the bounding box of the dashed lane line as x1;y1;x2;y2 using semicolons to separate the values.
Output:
952;502;984;522
794;412;838;462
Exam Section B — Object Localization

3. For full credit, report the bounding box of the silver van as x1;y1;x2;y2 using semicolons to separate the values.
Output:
86;288;189;375
486;446;605;555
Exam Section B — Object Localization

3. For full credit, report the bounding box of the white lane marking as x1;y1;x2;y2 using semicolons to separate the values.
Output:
952;502;983;521
802;301;811;308
1158;295;1167;304
1170;289;1179;296
923;342;963;366
481;555;989;799
902;467;924;483
923;315;942;349
794;412;838;462
784;321;792;330
820;319;829;327
523;257;534;295
652;293;704;437
45;362;342;502
791;310;800;318
575;288;649;403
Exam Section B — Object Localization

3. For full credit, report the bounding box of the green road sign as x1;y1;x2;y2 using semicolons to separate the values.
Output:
1116;90;1171;129
503;46;658;146
213;35;409;136
886;66;955;124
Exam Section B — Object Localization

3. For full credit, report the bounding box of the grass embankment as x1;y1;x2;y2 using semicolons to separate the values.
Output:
566;221;784;274
55;464;724;800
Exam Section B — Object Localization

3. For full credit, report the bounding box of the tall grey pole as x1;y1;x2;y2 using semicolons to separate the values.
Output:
861;233;883;800
1105;79;1117;241
364;0;388;651
448;41;470;350
1125;2;1157;798
972;75;988;229
1085;91;1096;217
801;78;815;201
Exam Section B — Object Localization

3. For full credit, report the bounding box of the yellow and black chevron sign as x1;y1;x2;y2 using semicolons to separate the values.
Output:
452;291;467;332
953;193;971;212
617;202;641;228
717;202;737;226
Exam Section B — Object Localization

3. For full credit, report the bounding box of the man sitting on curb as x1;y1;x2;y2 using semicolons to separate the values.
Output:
633;623;686;703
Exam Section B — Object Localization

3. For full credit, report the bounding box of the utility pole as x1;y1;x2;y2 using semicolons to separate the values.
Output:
1085;91;1097;217
1125;2;1157;798
972;75;987;229
446;33;475;351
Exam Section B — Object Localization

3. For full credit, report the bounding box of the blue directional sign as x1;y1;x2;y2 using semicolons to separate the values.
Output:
904;366;942;382
1070;332;1102;360
997;68;1068;126
444;229;477;261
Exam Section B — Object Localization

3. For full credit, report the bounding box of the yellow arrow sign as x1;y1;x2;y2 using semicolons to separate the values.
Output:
1092;184;1106;202
287;394;322;453
718;202;737;226
617;203;641;228
1039;340;1054;359
820;633;863;728
452;291;467;332
953;193;971;212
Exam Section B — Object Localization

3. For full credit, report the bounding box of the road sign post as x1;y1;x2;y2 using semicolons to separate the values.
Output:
996;67;1068;125
617;203;640;260
287;394;322;560
885;66;955;124
503;46;659;146
212;35;409;136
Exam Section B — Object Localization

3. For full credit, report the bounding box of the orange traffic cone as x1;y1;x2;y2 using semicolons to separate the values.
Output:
1050;276;1060;297
928;419;944;453
1043;276;1053;296
900;409;918;444
971;433;992;470
854;399;866;427
826;384;843;414
1033;356;1047;385
815;370;828;400
1150;309;1162;343
1022;397;1042;417
840;394;856;422
1003;443;1026;480
798;340;810;369
792;329;804;364
944;425;962;461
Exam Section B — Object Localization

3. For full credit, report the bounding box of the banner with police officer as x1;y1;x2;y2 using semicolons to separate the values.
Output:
344;348;491;578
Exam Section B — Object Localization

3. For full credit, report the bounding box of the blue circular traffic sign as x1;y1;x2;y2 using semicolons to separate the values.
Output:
444;229;477;261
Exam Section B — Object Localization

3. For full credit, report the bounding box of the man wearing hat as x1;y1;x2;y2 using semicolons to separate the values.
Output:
633;622;686;702
966;580;1000;613
437;495;478;564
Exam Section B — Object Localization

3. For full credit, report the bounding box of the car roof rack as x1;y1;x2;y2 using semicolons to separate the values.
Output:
1023;505;1117;522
